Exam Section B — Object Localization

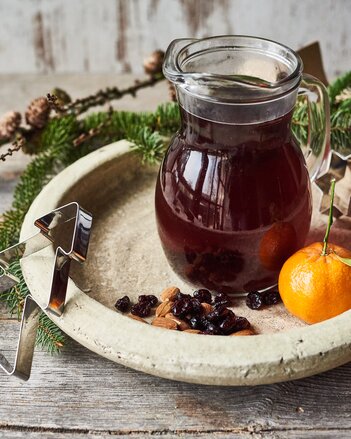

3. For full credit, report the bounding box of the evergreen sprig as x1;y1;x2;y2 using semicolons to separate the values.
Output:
331;98;351;156
328;71;351;106
0;71;350;354
0;260;65;353
292;71;351;157
0;260;27;319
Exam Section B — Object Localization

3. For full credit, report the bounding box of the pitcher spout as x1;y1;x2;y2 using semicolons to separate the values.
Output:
163;35;302;105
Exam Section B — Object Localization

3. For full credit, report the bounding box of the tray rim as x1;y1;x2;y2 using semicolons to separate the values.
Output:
20;140;351;385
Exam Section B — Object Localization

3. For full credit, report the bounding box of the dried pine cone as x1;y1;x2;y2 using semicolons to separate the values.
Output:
25;97;51;129
143;49;165;76
0;111;22;141
168;81;177;102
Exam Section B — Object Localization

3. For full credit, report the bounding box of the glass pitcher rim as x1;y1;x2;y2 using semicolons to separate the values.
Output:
163;35;303;103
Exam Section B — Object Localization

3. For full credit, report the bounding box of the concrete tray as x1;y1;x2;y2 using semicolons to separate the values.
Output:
20;140;351;385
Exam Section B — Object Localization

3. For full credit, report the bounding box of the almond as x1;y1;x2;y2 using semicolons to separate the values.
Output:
201;302;213;316
165;313;190;331
155;300;174;317
230;329;256;336
151;317;177;330
183;329;202;334
160;286;180;302
127;313;147;323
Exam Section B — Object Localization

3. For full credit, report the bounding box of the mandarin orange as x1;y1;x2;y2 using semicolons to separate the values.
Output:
259;221;297;271
278;242;351;324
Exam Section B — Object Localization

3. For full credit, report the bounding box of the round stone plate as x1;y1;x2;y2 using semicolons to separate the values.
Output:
21;141;351;385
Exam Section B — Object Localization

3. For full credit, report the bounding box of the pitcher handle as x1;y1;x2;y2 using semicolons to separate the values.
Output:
298;73;331;181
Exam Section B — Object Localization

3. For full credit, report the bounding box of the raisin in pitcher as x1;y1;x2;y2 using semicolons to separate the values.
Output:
155;36;330;293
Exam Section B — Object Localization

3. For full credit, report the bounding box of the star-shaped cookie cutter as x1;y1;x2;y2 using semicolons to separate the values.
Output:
0;202;92;380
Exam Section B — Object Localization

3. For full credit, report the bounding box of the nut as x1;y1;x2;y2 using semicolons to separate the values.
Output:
160;286;180;302
201;302;213;316
151;317;177;330
183;329;202;334
165;313;190;331
230;329;256;336
155;301;174;317
127;313;147;323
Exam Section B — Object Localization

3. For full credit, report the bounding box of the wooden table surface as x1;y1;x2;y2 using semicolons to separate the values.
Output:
0;74;350;439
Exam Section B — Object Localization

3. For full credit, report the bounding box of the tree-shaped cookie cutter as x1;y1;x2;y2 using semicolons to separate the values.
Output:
0;202;92;381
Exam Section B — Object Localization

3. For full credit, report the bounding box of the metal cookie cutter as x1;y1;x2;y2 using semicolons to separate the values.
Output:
0;202;92;381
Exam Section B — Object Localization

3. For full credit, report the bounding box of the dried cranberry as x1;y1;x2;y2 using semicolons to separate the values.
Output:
193;289;212;304
203;322;222;335
172;298;193;317
189;315;207;330
191;298;203;315
263;291;281;306
138;294;158;307
175;291;192;301
219;313;238;334
131;303;151;318
232;316;251;332
246;291;264;310
207;305;230;323
115;295;131;313
213;292;231;307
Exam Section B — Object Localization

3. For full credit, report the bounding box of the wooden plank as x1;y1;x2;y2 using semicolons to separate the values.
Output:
0;0;350;79
1;430;351;439
0;320;351;434
0;303;14;320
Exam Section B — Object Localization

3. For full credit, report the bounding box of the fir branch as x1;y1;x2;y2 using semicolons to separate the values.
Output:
153;102;180;134
0;209;26;250
292;96;308;146
0;260;66;352
11;152;56;214
293;77;351;157
330;98;351;155
335;87;351;103
75;103;180;163
328;71;351;106
0;260;26;318
128;127;166;164
37;313;65;354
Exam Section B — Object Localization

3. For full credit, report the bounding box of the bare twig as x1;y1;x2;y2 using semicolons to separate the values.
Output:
0;137;26;162
50;74;164;117
73;107;114;147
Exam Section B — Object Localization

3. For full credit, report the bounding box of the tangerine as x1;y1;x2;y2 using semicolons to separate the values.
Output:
259;222;297;271
278;242;351;324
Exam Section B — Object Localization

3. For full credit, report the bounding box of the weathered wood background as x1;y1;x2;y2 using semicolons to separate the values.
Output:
0;2;351;435
0;0;350;79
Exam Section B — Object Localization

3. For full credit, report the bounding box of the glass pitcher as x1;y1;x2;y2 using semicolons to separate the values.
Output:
155;36;330;294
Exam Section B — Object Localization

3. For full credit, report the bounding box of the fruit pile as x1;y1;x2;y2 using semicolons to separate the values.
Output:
115;288;255;336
